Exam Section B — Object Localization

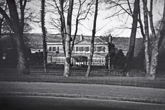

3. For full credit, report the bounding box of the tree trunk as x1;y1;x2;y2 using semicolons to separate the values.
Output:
41;0;47;73
142;0;150;76
59;0;66;56
148;0;165;79
7;0;29;74
123;0;139;73
149;42;158;79
20;0;26;34
71;18;78;54
107;52;111;73
138;1;145;39
63;0;74;77
108;35;113;72
71;0;82;54
85;0;98;77
0;18;3;62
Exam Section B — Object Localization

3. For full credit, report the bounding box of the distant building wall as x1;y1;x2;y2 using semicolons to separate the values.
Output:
47;43;107;65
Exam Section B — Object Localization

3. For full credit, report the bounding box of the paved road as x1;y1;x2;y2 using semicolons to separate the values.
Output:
0;82;165;103
1;96;165;110
0;82;165;110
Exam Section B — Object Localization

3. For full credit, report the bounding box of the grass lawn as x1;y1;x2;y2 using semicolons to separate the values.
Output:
0;69;165;89
0;65;165;89
1;66;165;105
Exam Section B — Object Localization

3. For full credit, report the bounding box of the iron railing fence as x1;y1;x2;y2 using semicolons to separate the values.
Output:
1;69;165;89
0;67;145;77
1;68;165;88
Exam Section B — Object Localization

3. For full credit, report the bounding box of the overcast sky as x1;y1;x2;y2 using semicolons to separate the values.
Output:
29;0;164;38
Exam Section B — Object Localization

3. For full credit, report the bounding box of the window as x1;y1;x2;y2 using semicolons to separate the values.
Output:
102;47;105;52
79;47;83;51
49;47;52;51
97;47;102;52
76;47;79;51
53;47;56;51
85;47;89;52
57;47;59;51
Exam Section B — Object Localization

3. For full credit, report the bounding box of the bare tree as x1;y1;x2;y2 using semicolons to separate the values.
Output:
148;0;165;79
142;0;150;76
0;1;6;38
85;0;98;77
41;0;47;73
142;0;165;79
49;0;67;55
104;0;140;73
70;0;93;53
20;0;27;36
0;1;8;62
138;1;145;39
63;0;74;77
59;0;67;55
49;0;93;76
123;0;139;74
100;34;113;72
0;0;29;74
0;0;34;35
0;16;4;61
49;0;93;55
104;0;133;19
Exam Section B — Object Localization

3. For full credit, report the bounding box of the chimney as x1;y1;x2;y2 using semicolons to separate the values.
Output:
108;34;112;43
80;34;84;41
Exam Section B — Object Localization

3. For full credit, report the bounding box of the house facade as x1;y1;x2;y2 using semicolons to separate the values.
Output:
0;33;144;67
47;34;109;66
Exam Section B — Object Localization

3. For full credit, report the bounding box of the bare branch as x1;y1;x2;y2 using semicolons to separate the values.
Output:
111;0;132;16
105;9;127;19
0;7;13;30
138;1;145;39
53;0;61;15
126;0;133;15
149;0;156;39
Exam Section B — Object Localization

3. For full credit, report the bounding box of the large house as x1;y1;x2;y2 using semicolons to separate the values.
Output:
45;34;143;66
47;34;109;66
0;33;143;66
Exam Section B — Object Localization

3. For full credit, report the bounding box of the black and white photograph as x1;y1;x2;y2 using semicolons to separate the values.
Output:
0;0;165;110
